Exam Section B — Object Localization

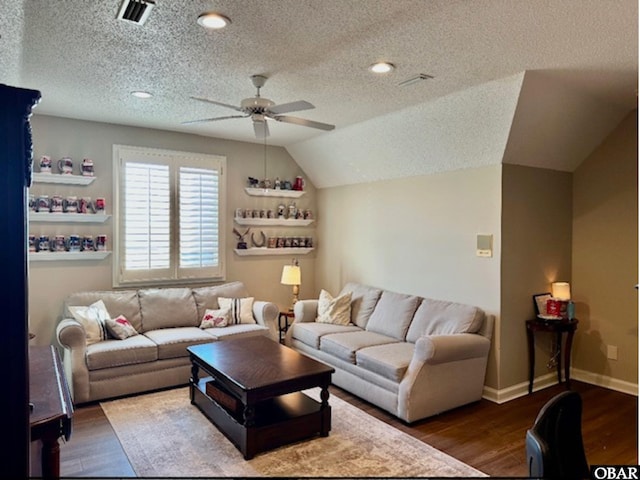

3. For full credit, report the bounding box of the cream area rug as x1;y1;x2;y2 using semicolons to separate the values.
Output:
100;387;487;478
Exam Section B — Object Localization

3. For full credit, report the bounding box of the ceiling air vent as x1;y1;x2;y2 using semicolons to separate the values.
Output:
398;74;434;87
117;0;155;25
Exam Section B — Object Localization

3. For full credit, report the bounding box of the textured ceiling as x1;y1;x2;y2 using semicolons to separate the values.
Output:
1;0;637;186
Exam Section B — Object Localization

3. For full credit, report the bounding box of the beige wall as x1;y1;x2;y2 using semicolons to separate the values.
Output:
572;110;638;385
28;115;317;345
500;164;573;388
314;165;503;388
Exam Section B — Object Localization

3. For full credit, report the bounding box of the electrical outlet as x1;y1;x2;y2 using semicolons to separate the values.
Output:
607;345;618;360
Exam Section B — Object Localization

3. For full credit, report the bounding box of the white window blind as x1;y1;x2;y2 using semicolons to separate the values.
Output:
113;145;226;286
179;167;219;269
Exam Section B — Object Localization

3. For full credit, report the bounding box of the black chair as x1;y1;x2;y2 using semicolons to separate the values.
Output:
526;390;590;479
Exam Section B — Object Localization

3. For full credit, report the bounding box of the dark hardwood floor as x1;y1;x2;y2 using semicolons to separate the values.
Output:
59;380;637;478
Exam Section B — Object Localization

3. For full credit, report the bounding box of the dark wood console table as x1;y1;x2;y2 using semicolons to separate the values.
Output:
30;345;73;479
526;318;578;394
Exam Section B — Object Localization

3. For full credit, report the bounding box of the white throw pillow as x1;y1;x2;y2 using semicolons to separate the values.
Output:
316;289;352;325
200;308;230;328
105;315;139;340
218;297;255;325
68;300;110;345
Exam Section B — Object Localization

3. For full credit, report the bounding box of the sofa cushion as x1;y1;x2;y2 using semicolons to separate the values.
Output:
203;324;269;340
291;323;362;349
356;343;415;382
85;334;158;371
406;298;485;343
339;283;383;328
365;291;421;341
138;287;199;331
143;327;214;360
320;331;397;363
199;308;230;328
192;282;250;322
64;289;142;333
68;300;110;345
218;297;255;324
316;289;352;325
106;315;139;340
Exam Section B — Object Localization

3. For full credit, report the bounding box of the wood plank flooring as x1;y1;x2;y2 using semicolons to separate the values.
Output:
59;380;637;478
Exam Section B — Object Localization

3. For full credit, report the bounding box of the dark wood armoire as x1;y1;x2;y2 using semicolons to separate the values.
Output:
0;84;41;477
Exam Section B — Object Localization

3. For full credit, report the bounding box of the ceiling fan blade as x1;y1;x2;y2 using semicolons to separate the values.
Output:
273;115;335;131
181;114;248;125
253;119;270;139
268;100;315;115
190;96;243;112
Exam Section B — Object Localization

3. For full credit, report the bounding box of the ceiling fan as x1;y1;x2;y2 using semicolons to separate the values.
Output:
182;75;335;139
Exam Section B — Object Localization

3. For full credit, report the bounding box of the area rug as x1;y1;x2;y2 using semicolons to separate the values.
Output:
101;387;487;478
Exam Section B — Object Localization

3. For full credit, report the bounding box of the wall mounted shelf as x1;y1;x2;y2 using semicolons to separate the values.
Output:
234;247;314;256
234;217;314;227
32;173;96;186
29;251;111;262
29;212;110;223
244;188;305;199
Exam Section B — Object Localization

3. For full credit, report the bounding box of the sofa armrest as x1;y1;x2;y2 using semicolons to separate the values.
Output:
413;333;490;365
293;299;318;323
253;300;279;341
57;318;86;350
56;318;90;403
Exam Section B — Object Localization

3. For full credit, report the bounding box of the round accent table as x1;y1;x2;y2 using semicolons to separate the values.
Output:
526;318;578;394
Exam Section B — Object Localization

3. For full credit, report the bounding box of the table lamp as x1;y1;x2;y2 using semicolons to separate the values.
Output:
281;259;301;312
551;282;573;319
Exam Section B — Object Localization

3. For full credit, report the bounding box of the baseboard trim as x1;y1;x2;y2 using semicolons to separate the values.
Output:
482;369;638;404
571;368;638;396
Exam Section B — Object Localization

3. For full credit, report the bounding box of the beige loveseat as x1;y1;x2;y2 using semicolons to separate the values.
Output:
56;281;278;404
284;282;494;423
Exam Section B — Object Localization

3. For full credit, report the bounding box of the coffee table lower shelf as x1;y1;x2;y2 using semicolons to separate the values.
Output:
191;377;330;459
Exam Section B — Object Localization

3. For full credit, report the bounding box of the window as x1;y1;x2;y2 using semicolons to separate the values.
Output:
113;145;226;286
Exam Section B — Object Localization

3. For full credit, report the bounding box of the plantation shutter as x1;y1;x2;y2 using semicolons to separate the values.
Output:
178;165;222;278
124;162;171;271
114;145;226;286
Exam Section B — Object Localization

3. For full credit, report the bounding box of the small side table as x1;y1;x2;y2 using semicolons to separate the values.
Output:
526;318;578;394
278;311;295;344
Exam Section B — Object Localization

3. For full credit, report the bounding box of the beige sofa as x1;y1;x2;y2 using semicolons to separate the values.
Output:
284;282;494;423
56;281;278;404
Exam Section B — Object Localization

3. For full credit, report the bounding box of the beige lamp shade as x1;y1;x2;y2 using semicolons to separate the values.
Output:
281;265;301;285
551;282;571;300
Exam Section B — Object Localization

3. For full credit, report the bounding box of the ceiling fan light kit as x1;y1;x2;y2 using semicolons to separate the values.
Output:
197;12;231;29
184;75;335;139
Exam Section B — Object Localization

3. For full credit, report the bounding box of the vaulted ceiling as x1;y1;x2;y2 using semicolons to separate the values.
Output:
1;0;637;187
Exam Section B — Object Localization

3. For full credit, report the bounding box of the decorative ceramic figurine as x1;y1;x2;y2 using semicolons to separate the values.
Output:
233;228;250;249
81;158;94;176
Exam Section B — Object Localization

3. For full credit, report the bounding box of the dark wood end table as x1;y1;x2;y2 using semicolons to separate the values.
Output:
526;318;578;394
187;336;334;459
278;310;295;343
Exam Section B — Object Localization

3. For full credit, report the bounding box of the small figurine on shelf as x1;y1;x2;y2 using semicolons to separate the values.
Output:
274;177;281;190
277;204;286;219
247;177;259;188
293;176;305;191
81;158;95;177
288;202;298;219
233;228;250;249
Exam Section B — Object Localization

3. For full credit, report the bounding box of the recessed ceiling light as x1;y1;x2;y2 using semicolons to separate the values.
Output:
131;90;153;98
197;12;231;29
369;62;395;74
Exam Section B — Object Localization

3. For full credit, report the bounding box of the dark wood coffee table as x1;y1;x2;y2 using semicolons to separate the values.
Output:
187;336;334;459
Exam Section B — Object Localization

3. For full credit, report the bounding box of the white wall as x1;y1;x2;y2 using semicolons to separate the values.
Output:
314;164;503;387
